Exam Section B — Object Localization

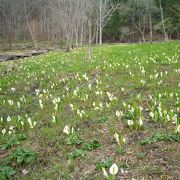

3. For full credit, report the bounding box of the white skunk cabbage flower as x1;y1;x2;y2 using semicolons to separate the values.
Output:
2;129;6;135
102;167;108;178
149;112;154;119
114;132;120;145
127;120;134;126
63;125;70;135
71;127;74;134
109;163;118;175
116;111;120;117
139;118;143;126
28;117;33;128
175;125;180;133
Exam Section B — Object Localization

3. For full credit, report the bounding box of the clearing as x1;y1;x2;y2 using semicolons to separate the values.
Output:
0;41;180;179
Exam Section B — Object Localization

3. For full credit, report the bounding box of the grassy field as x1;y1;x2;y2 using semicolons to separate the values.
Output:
0;41;180;179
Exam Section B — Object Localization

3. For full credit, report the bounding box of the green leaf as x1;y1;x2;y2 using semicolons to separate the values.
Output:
68;149;86;159
1;133;27;150
25;153;38;163
116;147;126;155
65;134;82;145
13;148;38;164
140;133;180;145
0;166;16;179
96;158;113;170
82;139;101;151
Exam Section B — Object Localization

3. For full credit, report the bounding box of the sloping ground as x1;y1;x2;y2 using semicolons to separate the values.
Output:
0;41;180;179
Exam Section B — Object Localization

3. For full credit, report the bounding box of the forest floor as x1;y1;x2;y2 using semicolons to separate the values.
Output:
0;41;180;179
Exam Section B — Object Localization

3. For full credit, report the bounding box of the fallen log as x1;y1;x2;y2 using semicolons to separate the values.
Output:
0;50;50;62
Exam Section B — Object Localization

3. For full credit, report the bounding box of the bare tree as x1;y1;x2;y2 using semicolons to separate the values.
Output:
145;0;153;42
56;0;83;51
159;0;168;42
0;6;13;48
130;0;148;42
24;2;38;49
96;0;120;45
0;0;21;48
85;0;96;60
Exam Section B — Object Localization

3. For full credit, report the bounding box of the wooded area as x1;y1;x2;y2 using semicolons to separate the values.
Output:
0;0;180;50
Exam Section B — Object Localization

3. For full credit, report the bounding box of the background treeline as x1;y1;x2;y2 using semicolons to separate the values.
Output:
0;0;179;49
104;0;180;43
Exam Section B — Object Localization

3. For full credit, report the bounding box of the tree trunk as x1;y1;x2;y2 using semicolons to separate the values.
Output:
99;24;102;45
159;0;168;42
96;23;99;44
141;31;146;42
99;0;102;45
8;29;12;49
75;28;78;47
88;20;92;61
80;20;84;47
149;16;153;42
145;0;153;42
66;34;70;52
24;3;38;49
